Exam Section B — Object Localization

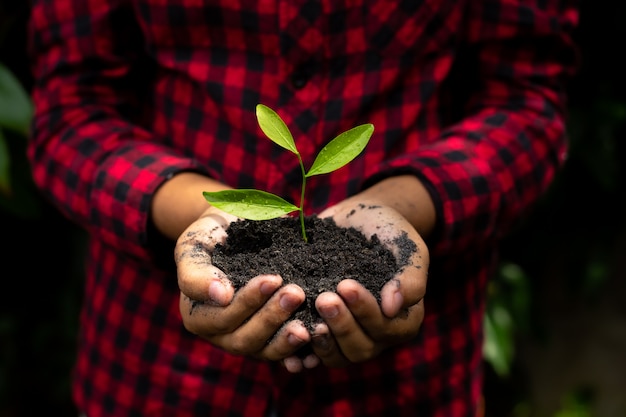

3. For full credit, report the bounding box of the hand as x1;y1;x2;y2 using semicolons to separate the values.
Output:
283;199;429;370
175;206;311;361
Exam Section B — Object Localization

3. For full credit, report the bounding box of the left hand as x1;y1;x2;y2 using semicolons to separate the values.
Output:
281;197;429;372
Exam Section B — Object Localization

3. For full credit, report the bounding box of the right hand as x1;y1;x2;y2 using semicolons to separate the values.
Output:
174;206;311;361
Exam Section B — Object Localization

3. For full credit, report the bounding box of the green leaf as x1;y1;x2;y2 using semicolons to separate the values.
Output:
498;262;531;332
307;123;374;177
0;129;10;195
255;104;298;154
483;302;514;377
0;63;33;136
203;189;299;221
553;389;594;417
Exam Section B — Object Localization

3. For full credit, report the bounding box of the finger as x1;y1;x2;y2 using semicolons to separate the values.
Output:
315;292;377;364
279;336;322;373
231;274;285;319
303;353;321;369
283;356;304;373
379;260;427;317
337;279;425;342
179;274;282;335
258;318;311;362
213;284;307;356
379;222;429;316
175;223;233;305
310;322;349;368
228;284;308;350
336;278;384;325
281;346;321;372
178;262;234;306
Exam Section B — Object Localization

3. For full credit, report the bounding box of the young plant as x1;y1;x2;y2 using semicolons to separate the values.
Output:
203;104;374;242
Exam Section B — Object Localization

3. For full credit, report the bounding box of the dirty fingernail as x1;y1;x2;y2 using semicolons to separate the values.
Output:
303;354;321;369
312;334;330;350
283;357;303;373
393;291;403;310
288;333;305;347
208;281;226;303
342;289;358;305
318;304;339;319
280;294;300;311
260;278;280;296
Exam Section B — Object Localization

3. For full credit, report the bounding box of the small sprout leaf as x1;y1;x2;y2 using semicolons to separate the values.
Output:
256;104;298;154
203;104;374;240
203;189;299;220
306;123;374;177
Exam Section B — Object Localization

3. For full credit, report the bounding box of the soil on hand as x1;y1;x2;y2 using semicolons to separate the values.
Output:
212;215;414;330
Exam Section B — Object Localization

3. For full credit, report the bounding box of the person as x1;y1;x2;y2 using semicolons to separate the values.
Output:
26;0;579;416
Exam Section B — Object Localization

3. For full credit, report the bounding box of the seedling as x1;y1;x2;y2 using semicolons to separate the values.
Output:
203;104;374;242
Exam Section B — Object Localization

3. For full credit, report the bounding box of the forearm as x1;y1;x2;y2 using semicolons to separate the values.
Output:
351;175;437;239
151;172;232;240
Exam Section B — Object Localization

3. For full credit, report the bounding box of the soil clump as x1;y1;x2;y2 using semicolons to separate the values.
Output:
212;215;412;330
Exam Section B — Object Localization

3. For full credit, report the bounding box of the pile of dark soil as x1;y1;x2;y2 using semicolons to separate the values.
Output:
211;215;403;330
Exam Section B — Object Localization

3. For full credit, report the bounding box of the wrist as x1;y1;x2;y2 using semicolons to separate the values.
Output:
150;172;231;240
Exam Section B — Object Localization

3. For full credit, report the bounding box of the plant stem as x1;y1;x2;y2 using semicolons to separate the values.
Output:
296;153;308;242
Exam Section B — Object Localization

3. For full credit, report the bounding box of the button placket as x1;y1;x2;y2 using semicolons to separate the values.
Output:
290;70;309;90
289;61;316;90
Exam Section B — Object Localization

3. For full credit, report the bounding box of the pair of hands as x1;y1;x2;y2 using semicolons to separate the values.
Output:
174;198;429;373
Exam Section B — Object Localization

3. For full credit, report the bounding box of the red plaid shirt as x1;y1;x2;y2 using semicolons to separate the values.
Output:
27;0;578;416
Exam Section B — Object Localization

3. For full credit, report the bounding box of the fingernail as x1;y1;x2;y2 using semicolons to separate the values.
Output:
283;357;303;374
208;281;226;303
287;333;305;347
303;354;321;369
342;289;358;305
312;334;330;350
260;279;280;296
280;294;300;311
393;291;403;309
318;304;339;319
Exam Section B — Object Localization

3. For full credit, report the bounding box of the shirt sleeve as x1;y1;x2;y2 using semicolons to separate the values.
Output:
27;0;206;260
364;0;580;256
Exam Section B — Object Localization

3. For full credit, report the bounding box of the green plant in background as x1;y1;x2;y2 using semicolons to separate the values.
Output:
0;61;41;219
203;103;374;242
0;62;32;192
552;392;594;417
512;386;595;417
483;261;531;377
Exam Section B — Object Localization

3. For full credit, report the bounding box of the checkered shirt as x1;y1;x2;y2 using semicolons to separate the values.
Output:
27;0;579;416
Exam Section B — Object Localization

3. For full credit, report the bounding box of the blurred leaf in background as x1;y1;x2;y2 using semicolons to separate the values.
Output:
0;60;34;195
483;262;531;377
0;61;32;136
0;61;41;218
512;387;595;417
0;127;9;194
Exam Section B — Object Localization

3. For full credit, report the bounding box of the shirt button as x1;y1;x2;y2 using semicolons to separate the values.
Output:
290;69;310;90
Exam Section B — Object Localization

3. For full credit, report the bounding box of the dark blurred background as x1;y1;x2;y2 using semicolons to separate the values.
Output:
1;1;624;416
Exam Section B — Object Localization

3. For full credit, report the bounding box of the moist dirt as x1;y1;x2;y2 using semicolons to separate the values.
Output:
212;215;412;330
